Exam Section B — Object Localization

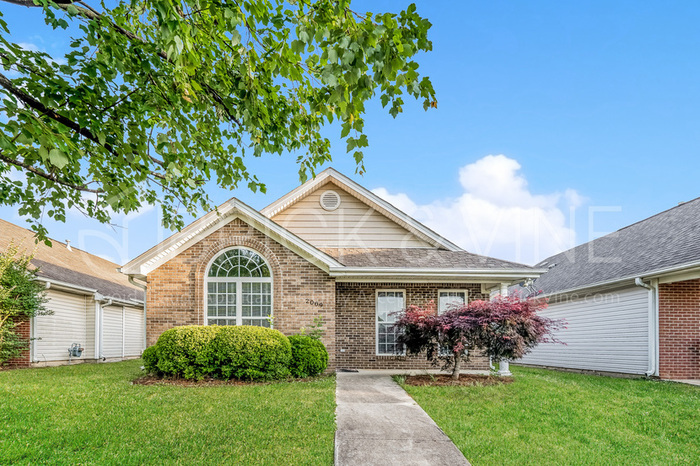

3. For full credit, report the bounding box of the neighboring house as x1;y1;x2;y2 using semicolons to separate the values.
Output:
121;168;542;371
0;219;145;367
512;198;700;380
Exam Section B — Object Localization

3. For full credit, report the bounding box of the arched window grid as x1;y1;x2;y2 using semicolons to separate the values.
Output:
204;247;273;328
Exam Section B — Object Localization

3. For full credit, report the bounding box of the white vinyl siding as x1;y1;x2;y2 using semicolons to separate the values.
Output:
123;306;144;357
519;287;650;375
271;182;433;248
33;290;91;362
103;305;144;358
102;305;123;358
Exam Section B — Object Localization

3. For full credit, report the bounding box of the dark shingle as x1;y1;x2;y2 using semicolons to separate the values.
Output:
0;219;142;302
322;248;535;270
519;197;700;295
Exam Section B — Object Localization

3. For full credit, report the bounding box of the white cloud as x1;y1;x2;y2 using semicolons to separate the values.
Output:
372;155;584;265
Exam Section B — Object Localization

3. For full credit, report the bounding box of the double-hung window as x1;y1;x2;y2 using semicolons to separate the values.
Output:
437;290;467;356
438;290;468;315
376;290;405;355
205;248;273;327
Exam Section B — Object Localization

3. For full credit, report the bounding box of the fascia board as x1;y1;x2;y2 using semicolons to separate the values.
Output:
124;201;343;277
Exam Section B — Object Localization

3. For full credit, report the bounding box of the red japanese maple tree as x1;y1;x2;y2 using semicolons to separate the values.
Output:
393;296;563;381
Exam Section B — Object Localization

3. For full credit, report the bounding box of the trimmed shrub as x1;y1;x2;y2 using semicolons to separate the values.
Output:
153;325;220;380
141;345;159;374
288;335;328;378
211;326;292;380
142;325;293;381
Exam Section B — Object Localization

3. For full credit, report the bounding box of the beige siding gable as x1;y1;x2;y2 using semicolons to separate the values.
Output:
271;182;433;249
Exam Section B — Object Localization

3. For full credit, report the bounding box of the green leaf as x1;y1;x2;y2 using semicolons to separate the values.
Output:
48;149;69;169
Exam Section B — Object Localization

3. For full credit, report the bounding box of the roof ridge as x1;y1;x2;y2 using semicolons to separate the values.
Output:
617;196;700;232
535;197;700;267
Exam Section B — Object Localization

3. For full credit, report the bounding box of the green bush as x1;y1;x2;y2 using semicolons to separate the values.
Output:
141;345;159;374
153;325;219;380
143;325;292;381
211;326;291;380
288;335;328;378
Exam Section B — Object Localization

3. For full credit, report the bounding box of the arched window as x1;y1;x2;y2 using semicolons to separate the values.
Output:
205;248;272;327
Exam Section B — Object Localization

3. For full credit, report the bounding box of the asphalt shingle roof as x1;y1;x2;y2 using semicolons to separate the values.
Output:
518;197;700;295
321;248;535;270
0;219;143;302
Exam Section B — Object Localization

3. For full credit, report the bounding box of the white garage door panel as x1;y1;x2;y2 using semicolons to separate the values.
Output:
102;305;123;358
520;287;650;374
123;307;144;356
34;291;90;362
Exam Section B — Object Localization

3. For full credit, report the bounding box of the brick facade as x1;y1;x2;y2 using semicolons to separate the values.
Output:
4;317;31;368
147;218;337;368
659;278;700;379
335;282;490;370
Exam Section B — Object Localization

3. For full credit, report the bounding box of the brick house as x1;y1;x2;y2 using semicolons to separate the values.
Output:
121;168;541;371
512;198;700;381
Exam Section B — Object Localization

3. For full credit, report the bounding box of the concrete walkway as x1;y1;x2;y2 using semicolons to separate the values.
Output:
335;372;470;466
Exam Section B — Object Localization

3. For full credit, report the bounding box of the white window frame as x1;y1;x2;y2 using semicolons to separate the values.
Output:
437;289;468;315
437;290;468;357
375;289;406;356
204;246;273;327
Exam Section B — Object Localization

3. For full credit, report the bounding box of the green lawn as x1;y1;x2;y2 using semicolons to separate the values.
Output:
0;360;335;465
399;367;700;465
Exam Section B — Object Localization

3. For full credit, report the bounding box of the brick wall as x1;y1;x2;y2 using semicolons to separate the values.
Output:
4;317;31;368
659;278;700;379
335;282;490;370
147;218;337;368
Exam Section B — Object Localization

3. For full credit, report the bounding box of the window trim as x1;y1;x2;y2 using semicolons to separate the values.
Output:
437;289;468;315
204;246;273;327
375;289;406;356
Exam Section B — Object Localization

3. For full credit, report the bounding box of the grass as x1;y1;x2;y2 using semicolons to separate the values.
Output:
0;360;335;465
398;366;700;465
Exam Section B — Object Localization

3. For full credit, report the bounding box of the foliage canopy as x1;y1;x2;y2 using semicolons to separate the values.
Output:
0;0;436;240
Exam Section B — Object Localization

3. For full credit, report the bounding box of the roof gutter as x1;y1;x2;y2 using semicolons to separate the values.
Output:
539;260;700;299
35;277;97;295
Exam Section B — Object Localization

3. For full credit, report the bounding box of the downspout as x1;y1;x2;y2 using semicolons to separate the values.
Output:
129;276;148;350
635;277;657;376
94;299;101;360
95;294;112;360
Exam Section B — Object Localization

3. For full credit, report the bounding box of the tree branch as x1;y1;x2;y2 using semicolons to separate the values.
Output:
0;151;103;193
0;70;169;173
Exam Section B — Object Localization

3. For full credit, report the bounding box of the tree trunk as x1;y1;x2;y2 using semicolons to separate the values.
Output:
451;352;462;381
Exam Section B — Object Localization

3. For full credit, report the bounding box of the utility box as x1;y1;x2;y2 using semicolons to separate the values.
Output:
69;343;84;358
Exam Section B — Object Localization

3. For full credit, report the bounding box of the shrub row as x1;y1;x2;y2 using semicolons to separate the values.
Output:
142;325;328;381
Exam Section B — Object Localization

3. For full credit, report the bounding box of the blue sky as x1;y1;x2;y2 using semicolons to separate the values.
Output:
2;0;700;265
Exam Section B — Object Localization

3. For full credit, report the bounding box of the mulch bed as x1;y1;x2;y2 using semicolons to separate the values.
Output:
402;374;513;387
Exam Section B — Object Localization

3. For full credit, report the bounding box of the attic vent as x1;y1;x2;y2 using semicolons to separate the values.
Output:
320;190;341;211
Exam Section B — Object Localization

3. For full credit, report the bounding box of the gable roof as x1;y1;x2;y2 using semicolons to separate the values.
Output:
260;168;462;251
517;197;700;296
0;218;143;303
120;198;343;278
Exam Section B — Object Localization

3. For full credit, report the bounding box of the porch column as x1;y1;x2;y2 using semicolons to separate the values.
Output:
497;282;512;376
